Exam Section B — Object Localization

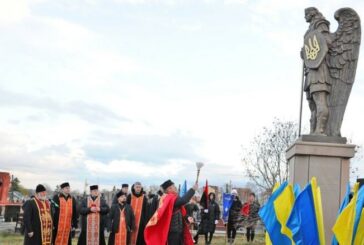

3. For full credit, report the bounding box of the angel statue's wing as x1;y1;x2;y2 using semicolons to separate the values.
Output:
326;8;361;137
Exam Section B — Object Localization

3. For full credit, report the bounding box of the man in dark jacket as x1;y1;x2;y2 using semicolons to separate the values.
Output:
23;184;53;245
227;189;242;245
108;191;135;245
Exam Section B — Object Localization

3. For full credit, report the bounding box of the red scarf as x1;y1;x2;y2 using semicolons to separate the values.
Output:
241;202;250;217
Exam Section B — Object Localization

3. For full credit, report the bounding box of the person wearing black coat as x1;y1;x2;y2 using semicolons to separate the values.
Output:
126;182;148;245
77;185;110;245
146;190;163;221
112;184;129;205
193;193;220;244
108;191;135;245
244;193;260;243
52;182;78;245
23;184;53;245
227;190;242;245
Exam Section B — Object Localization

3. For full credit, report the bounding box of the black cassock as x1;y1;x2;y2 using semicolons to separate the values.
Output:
108;203;135;245
23;198;53;245
168;188;195;245
126;187;148;245
77;195;109;245
51;193;79;245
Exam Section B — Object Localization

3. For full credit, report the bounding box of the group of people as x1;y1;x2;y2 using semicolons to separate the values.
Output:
22;180;260;245
226;190;260;244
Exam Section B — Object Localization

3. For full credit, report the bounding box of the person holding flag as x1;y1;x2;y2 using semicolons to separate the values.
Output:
194;192;220;245
144;179;198;245
227;189;242;245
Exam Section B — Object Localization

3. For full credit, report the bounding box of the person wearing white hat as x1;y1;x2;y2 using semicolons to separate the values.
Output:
227;189;242;245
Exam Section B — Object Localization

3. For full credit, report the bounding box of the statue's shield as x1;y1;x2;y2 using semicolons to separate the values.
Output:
303;30;328;69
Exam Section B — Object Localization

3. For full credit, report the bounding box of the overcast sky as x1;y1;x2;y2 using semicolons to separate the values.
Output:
0;0;363;192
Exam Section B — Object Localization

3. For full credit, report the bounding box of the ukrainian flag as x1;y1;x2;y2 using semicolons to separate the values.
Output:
286;177;325;245
353;206;364;245
332;183;359;244
352;185;364;245
259;182;295;245
332;183;352;245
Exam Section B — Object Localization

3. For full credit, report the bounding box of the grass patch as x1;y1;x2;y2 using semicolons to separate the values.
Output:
0;232;265;244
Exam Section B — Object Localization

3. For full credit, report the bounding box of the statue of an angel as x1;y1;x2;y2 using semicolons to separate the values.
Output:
302;7;361;137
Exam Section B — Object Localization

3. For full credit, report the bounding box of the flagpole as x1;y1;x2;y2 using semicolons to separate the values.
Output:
298;60;305;137
225;222;228;245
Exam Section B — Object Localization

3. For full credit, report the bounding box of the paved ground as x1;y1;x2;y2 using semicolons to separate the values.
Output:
0;222;16;233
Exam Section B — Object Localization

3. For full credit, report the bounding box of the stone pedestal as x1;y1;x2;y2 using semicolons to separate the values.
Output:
286;139;356;244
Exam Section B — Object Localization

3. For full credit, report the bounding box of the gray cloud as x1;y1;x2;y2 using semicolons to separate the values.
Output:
83;130;201;163
0;129;203;190
0;88;129;125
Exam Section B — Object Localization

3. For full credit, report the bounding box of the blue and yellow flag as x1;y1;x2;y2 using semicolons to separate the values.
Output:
353;207;364;245
332;183;359;244
352;185;364;245
259;182;293;245
274;183;298;244
287;177;325;245
332;183;351;245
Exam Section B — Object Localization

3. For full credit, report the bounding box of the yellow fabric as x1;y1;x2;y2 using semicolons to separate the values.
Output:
332;183;359;244
353;208;364;245
265;232;273;245
265;182;279;245
273;184;295;244
311;177;325;245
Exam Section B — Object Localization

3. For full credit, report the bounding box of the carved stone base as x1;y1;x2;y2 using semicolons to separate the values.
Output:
286;140;355;243
300;134;347;144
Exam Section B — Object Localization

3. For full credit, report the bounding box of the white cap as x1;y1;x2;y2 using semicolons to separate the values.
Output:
231;189;238;195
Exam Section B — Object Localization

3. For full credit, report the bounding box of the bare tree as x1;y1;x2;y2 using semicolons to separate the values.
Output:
242;118;298;194
350;145;363;182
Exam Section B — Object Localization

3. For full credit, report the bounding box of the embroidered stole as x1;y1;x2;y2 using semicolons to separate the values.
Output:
115;207;127;245
34;197;53;245
130;195;144;245
86;196;100;245
55;196;73;245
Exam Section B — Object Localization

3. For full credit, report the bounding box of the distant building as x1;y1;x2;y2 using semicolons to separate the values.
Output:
235;187;252;203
